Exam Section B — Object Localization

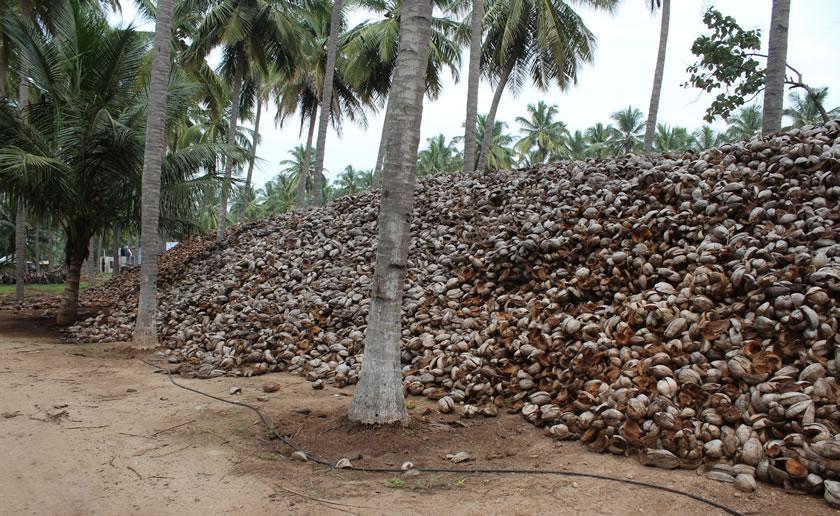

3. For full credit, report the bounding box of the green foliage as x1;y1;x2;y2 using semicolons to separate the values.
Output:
685;8;764;122
386;477;406;489
416;134;462;176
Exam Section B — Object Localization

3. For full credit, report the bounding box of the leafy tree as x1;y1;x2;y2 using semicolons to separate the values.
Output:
416;134;462;176
653;123;691;153
476;0;616;172
690;125;726;151
784;88;840;128
0;4;234;324
609;105;645;154
726;104;762;140
584;122;615;159
514;101;568;165
471;114;515;171
685;7;830;126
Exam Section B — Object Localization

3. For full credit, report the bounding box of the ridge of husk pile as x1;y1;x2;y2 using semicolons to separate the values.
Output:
69;122;840;505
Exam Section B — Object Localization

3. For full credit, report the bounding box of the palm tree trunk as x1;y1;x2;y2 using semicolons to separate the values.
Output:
217;70;241;239
643;0;670;153
762;0;790;135
238;96;262;220
298;109;317;209
86;238;97;285
476;60;513;174
34;222;40;273
14;203;25;302
462;0;484;173
312;0;343;207
48;229;54;271
57;236;87;326
348;0;433;425
373;96;391;186
0;38;7;98
14;0;31;302
112;223;120;275
135;0;175;347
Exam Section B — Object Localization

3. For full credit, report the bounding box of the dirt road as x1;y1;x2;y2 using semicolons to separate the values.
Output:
0;310;829;515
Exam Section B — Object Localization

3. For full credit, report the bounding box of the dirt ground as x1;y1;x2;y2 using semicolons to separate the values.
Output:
0;309;832;515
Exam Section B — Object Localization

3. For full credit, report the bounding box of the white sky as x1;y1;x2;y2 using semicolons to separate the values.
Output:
112;0;840;188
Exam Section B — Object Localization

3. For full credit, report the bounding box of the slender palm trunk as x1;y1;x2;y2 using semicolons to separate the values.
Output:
297;109;317;209
57;236;87;325
134;0;175;346
762;0;790;135
373;96;391;185
0;40;7;98
238;96;262;220
14;203;25;302
348;0;433;425
48;230;54;270
312;0;343;207
476;60;513;174
643;0;670;152
14;0;31;302
112;223;120;275
217;70;241;240
34;222;40;273
86;238;97;284
462;0;484;173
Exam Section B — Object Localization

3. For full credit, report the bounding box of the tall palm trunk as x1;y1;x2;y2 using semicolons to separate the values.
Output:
112;223;120;275
34;222;40;273
134;0;175;346
348;0;433;425
48;229;54;271
86;238;97;284
298;108;317;209
217;70;241;239
643;0;670;153
312;0;343;207
238;96;262;220
462;0;484;173
373;96;392;186
476;60;513;174
14;203;25;301
762;0;790;135
14;0;32;303
57;235;88;325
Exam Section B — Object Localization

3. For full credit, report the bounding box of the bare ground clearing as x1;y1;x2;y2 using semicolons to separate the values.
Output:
0;309;830;515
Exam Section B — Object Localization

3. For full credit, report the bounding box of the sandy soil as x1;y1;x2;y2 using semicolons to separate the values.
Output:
0;309;831;516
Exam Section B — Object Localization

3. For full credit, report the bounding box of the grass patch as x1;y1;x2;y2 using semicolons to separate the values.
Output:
0;274;112;296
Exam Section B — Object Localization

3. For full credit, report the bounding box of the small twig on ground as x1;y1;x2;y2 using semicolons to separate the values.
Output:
65;425;109;430
151;443;193;458
127;465;143;480
118;432;161;441
274;485;368;514
151;419;195;437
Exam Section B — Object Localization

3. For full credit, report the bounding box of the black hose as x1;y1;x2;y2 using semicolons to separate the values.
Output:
143;360;743;516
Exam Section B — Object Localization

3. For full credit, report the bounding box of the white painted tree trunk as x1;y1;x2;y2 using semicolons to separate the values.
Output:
462;0;484;173
217;70;241;240
643;0;669;153
312;0;343;207
135;0;175;347
348;0;433;425
762;0;790;135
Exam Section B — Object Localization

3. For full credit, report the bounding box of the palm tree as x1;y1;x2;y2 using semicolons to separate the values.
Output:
279;145;319;194
335;165;360;195
558;130;588;160
642;0;669;152
270;0;371;209
610;105;645;154
0;5;236;324
416;134;462;176
585;122;615;159
356;168;375;189
784;87;840;128
462;0;484;173
135;0;176;346
762;0;790;135
653;123;691;153
727;104;763;140
260;172;298;214
185;0;301;240
348;0;432;426
311;0;343;207
475;0;616;173
346;0;468;180
690;125;725;151
514;101;568;165
470;114;515;171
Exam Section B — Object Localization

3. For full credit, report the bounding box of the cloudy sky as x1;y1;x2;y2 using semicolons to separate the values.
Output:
112;0;840;188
